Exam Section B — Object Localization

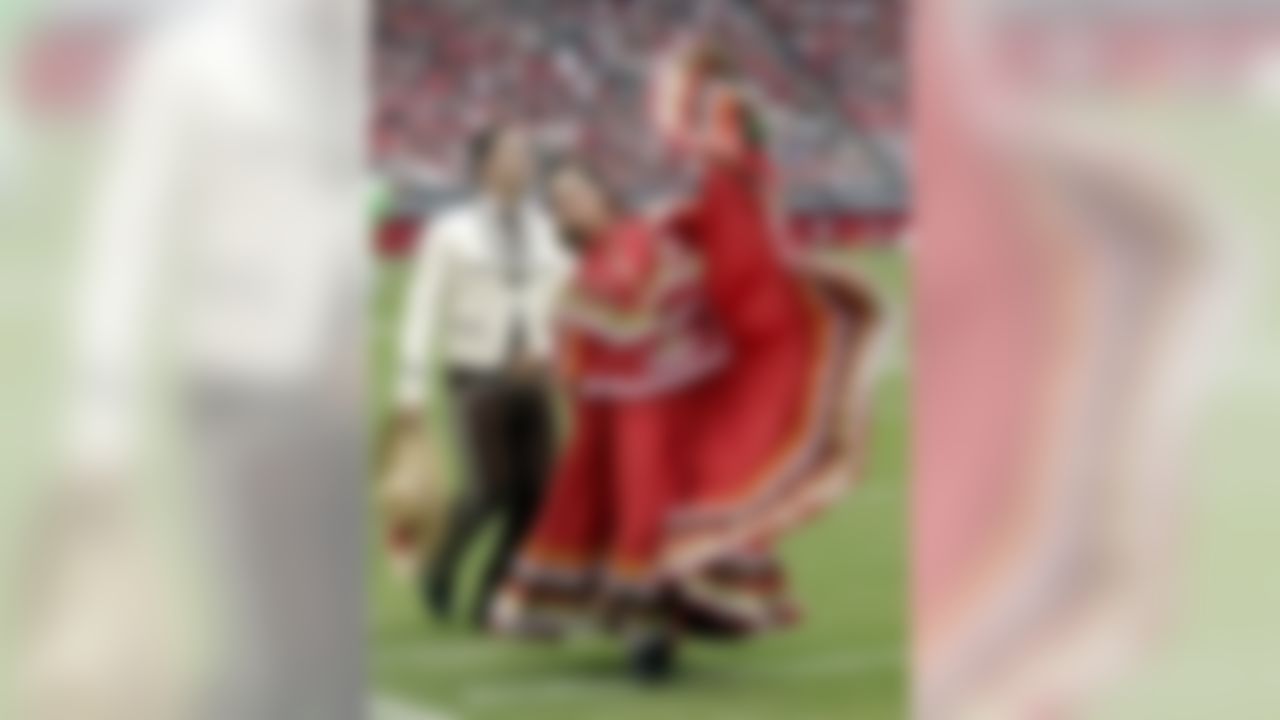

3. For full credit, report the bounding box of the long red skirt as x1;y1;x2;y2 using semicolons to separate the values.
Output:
492;271;877;638
666;281;862;571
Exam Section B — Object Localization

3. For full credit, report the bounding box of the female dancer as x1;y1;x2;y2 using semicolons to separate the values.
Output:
491;158;736;675
648;42;883;591
494;44;883;680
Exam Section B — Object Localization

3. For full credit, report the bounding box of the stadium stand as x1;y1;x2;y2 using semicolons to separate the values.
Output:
373;0;907;250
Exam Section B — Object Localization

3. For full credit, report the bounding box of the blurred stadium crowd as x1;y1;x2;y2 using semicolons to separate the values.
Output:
373;0;908;238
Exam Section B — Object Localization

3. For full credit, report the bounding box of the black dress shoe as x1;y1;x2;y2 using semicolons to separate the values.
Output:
628;633;677;684
421;576;453;622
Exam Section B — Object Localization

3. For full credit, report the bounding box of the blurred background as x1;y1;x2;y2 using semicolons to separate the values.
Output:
3;0;365;718
4;0;1280;718
915;0;1280;717
369;1;909;719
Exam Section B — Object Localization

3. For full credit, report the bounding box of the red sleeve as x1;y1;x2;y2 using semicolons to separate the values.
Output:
612;224;660;308
575;222;659;310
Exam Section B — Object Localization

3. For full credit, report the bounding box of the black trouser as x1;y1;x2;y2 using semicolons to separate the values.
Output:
424;369;554;625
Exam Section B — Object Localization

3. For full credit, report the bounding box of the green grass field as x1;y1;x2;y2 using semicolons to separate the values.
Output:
370;248;909;720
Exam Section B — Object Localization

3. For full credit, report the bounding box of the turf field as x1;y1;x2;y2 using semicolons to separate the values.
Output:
370;247;909;720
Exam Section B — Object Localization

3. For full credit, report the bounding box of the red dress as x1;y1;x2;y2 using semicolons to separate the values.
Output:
492;220;733;635
495;107;879;638
664;152;860;566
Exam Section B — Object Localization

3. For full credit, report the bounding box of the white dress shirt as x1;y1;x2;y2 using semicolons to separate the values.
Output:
395;198;573;411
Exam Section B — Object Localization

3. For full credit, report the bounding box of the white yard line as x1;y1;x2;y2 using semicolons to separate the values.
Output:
457;649;901;708
375;643;899;709
371;693;457;720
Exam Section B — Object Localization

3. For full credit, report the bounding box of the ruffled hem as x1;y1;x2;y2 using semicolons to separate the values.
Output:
664;270;883;574
491;550;800;640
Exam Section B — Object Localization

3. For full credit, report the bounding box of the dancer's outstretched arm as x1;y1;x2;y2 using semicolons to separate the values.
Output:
650;37;757;164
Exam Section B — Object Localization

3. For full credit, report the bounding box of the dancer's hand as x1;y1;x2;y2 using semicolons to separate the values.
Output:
683;37;733;81
654;35;711;146
654;35;745;159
